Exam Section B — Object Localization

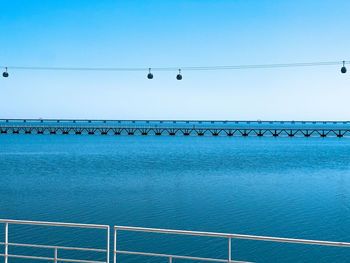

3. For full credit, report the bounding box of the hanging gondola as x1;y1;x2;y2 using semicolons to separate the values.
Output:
147;68;153;79
2;67;9;78
341;61;347;74
176;69;182;80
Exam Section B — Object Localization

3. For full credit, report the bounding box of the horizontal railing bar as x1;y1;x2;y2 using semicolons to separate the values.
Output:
0;254;105;263
0;253;54;261
228;234;350;247
114;226;350;248
0;242;106;252
0;219;108;229
116;250;251;263
57;257;106;263
115;226;230;237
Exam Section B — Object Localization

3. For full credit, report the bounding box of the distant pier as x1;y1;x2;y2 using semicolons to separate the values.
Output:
0;119;349;137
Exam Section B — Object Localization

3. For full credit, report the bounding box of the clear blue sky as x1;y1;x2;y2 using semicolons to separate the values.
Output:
0;0;349;120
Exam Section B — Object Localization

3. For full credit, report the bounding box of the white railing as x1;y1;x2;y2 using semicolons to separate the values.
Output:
2;219;350;263
0;219;110;263
113;226;350;263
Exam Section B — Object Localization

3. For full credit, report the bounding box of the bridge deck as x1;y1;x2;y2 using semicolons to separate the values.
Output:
0;119;349;137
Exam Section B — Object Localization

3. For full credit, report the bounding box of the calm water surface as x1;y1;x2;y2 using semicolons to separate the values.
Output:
1;135;350;262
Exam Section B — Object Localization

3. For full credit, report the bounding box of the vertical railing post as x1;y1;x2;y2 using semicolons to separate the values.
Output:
113;228;117;263
5;223;8;263
54;247;58;263
169;256;172;263
228;237;231;263
106;226;110;263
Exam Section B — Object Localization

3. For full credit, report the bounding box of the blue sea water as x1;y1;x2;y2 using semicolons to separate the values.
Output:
1;135;350;262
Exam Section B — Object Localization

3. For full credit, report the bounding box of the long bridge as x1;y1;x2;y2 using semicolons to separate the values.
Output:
0;119;350;137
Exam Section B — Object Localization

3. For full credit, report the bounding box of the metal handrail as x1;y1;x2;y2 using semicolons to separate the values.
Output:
0;219;108;229
114;225;350;263
0;242;106;252
0;219;110;263
115;250;248;263
2;220;350;262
